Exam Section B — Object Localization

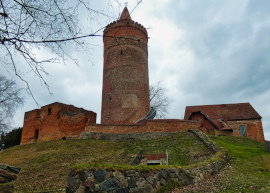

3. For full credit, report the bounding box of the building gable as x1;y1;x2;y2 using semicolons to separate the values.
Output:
184;103;262;121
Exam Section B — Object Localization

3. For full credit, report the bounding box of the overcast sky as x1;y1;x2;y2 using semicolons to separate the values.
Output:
1;0;270;140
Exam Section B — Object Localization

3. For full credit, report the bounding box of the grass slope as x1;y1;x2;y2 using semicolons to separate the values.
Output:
0;132;212;192
210;136;270;192
172;135;270;193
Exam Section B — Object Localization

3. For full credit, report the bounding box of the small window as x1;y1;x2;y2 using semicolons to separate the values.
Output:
34;130;39;141
239;125;246;136
48;108;52;115
120;50;123;55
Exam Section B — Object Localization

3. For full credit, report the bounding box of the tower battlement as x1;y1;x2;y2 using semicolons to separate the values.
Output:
104;19;148;38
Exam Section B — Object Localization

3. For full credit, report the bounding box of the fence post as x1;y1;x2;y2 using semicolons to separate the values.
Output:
166;148;168;166
131;149;144;165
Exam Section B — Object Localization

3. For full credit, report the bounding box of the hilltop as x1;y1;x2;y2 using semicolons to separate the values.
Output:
0;132;212;192
1;131;270;192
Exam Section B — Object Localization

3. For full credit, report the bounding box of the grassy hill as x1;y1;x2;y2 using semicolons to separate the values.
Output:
1;132;270;192
172;135;270;193
0;132;213;192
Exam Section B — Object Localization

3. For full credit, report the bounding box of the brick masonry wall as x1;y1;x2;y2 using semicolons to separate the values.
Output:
228;119;265;143
21;109;40;144
189;112;213;133
187;112;264;143
21;102;96;144
82;119;200;139
101;18;150;124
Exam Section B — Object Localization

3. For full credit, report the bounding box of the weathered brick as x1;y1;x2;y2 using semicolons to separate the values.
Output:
101;7;150;124
85;119;200;134
21;102;96;144
185;103;265;143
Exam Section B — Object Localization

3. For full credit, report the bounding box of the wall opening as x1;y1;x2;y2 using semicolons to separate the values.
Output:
239;125;246;136
147;162;160;165
34;130;39;141
48;108;52;115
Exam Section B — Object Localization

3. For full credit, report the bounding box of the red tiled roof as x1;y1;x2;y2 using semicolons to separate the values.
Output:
184;103;261;121
212;119;232;131
144;154;166;160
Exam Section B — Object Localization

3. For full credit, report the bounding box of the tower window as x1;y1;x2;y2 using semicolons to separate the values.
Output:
48;108;52;115
121;50;123;55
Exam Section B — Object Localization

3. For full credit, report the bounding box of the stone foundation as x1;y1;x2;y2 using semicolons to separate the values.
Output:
67;130;229;192
0;164;21;193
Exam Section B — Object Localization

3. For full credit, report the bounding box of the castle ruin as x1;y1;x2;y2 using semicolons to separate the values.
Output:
21;7;265;144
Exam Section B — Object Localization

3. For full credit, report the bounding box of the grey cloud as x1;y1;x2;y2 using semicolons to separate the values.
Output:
4;0;270;140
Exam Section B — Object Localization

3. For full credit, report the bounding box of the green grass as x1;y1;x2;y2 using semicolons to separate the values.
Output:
2;132;269;192
205;135;270;193
0;132;212;192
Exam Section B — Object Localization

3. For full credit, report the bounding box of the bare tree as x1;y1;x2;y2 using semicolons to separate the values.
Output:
0;0;130;103
150;81;173;118
0;75;24;131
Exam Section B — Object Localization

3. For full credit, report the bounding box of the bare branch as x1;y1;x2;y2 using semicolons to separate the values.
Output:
150;81;174;119
0;0;144;106
0;75;25;131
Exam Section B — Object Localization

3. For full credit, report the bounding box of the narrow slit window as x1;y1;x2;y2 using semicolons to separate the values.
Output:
48;108;52;115
34;130;39;140
121;50;123;55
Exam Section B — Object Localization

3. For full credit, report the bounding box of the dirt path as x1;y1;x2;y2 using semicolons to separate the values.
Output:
170;165;234;193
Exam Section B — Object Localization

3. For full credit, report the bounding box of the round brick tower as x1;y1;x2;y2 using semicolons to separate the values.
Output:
101;7;150;124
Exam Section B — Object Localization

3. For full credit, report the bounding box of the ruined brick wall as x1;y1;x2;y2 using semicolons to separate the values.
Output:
21;102;96;144
83;119;200;135
101;8;150;124
228;119;265;143
21;109;40;144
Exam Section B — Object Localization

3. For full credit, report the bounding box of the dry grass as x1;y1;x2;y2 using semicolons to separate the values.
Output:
0;132;212;192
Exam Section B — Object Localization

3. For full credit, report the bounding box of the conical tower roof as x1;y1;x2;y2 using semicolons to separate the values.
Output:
120;7;131;20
